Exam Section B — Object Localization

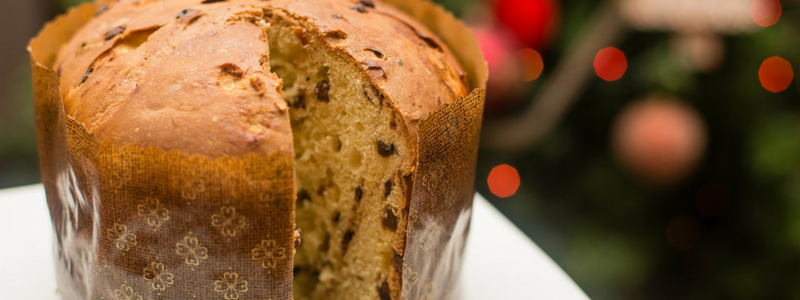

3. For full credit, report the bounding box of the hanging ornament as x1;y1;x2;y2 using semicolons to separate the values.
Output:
491;0;560;50
612;97;707;186
750;0;782;28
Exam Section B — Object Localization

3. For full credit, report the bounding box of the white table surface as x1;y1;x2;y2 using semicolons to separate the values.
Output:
0;184;588;300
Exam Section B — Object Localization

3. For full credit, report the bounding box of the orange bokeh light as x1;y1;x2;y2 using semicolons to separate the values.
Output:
750;0;782;27
488;164;521;198
518;48;544;82
759;56;794;93
594;47;627;82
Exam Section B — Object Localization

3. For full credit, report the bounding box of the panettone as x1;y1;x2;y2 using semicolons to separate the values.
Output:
31;0;485;299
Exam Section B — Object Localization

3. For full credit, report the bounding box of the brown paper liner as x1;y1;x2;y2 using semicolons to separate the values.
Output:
374;3;487;299
29;1;486;299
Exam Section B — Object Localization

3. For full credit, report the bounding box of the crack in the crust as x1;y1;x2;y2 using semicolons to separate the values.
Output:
364;61;387;80
365;48;385;59
71;25;164;132
177;9;204;25
80;26;161;87
80;67;93;84
219;63;245;79
104;26;127;41
177;9;191;18
374;11;443;52
95;4;109;16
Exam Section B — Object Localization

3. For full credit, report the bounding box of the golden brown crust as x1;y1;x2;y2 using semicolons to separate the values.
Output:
55;0;468;158
265;0;469;121
56;0;291;157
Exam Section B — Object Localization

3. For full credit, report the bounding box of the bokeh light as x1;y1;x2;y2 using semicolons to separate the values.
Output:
613;98;707;185
518;48;544;82
671;34;725;73
758;56;793;93
666;215;701;251
594;47;627;81
488;164;521;198
472;26;525;114
622;0;760;34
696;182;730;217
750;0;782;27
492;0;560;49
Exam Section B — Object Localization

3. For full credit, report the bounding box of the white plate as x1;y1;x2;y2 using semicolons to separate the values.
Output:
0;184;588;300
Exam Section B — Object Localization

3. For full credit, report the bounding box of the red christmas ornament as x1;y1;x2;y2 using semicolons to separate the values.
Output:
492;0;560;50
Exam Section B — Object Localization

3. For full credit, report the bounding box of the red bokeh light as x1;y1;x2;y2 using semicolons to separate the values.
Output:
474;27;516;74
518;48;544;82
473;26;524;114
492;0;560;50
594;47;627;81
750;0;782;27
488;164;521;198
759;56;793;93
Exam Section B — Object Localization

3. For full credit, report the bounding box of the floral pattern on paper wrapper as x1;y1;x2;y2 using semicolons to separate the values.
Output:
214;272;248;300
251;239;286;269
402;266;420;295
114;284;143;300
137;197;169;229
181;178;205;200
143;262;175;291
107;223;137;251
211;206;247;237
176;236;208;266
420;223;443;252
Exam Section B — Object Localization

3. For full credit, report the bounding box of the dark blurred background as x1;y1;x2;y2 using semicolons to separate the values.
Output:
2;0;800;299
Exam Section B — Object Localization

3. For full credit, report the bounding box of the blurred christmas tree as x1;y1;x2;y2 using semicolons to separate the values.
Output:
448;0;800;299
